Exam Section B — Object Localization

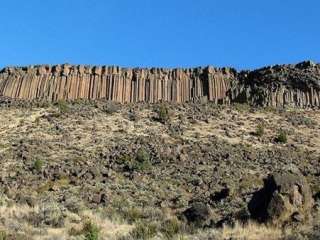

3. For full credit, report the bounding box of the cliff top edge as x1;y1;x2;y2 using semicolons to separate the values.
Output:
0;60;318;74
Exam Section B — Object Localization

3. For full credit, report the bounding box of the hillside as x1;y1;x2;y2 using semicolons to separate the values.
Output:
0;100;319;239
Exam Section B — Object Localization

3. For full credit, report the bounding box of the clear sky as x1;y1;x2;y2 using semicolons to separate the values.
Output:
0;0;319;70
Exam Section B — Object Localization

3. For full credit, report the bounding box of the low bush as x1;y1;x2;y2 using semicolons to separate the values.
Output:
117;151;151;172
30;200;64;227
255;124;265;137
136;148;150;163
55;100;69;114
135;148;151;171
276;130;287;143
233;103;251;112
102;101;120;114
122;207;144;223
33;159;44;172
156;105;170;124
286;114;316;128
130;222;157;240
83;221;100;240
0;231;6;240
161;218;181;239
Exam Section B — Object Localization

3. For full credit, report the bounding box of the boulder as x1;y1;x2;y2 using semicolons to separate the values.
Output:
210;188;230;202
183;202;212;227
249;170;313;225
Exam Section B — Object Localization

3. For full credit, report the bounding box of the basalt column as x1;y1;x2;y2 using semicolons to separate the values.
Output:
1;62;319;107
0;64;244;104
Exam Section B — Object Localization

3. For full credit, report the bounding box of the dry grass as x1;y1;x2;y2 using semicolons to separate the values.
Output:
221;222;284;240
166;221;288;240
0;203;133;240
0;198;315;240
82;210;133;239
182;108;320;153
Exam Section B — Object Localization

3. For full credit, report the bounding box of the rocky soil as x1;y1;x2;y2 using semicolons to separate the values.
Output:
0;100;319;239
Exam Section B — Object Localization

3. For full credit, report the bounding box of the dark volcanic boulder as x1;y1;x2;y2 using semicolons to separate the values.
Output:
183;202;212;227
249;170;313;226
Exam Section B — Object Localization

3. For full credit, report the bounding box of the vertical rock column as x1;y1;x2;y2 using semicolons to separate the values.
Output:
1;64;237;104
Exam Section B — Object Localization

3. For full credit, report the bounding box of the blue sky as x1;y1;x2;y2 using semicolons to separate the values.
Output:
0;0;319;69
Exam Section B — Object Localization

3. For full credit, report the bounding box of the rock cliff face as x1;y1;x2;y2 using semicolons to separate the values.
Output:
0;61;319;107
230;61;320;108
0;64;235;104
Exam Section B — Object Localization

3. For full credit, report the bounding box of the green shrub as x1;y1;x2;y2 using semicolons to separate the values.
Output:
286;114;317;128
255;124;265;137
56;100;69;114
136;148;150;163
276;130;287;143
161;218;181;239
117;148;151;172
83;221;100;240
33;159;44;172
117;154;133;165
64;196;85;214
233;103;251;112
103;102;119;114
130;222;157;240
135;148;151;171
156;105;169;124
0;231;6;240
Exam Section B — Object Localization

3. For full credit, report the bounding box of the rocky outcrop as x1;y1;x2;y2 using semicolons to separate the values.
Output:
183;202;213;227
230;61;320;108
0;64;235;103
0;61;319;107
249;171;314;226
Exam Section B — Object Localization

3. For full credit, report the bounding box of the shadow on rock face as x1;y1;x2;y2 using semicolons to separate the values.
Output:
314;191;320;201
248;177;277;222
210;188;230;203
248;171;314;226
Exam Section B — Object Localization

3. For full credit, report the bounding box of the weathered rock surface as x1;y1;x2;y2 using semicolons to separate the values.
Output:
231;61;320;107
0;61;319;107
183;202;213;227
249;170;314;225
0;64;235;103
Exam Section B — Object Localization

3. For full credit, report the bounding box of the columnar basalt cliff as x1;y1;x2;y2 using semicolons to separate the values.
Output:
0;65;235;104
0;61;319;107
